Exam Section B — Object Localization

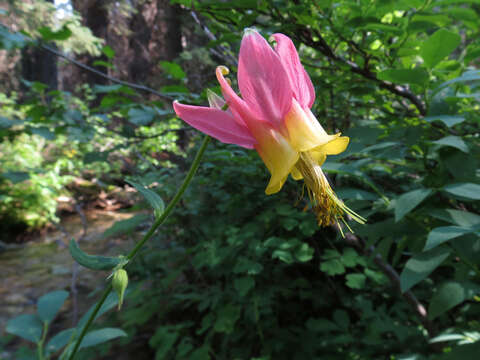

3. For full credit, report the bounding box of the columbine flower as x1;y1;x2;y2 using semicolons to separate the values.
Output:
173;29;365;231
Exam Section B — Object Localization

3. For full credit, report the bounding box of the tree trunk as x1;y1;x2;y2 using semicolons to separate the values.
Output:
71;0;109;87
161;0;182;61
21;0;57;92
21;45;58;90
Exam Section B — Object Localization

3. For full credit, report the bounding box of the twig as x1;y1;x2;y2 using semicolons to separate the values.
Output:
189;10;238;67
40;44;174;101
296;29;427;116
344;233;437;338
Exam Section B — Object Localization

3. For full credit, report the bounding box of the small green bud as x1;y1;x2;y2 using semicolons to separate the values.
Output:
112;268;128;310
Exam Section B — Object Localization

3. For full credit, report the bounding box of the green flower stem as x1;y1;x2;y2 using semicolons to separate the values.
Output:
66;284;112;360
67;135;211;360
37;322;48;360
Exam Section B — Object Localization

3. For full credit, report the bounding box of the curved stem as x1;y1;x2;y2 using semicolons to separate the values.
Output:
67;135;211;360
37;322;48;360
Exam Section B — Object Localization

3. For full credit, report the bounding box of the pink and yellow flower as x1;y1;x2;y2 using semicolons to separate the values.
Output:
173;29;365;230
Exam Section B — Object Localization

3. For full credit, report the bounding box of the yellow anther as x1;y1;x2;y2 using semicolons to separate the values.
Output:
217;65;229;76
296;151;366;234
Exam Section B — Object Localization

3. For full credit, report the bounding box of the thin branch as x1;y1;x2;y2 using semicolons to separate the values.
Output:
345;233;437;338
189;10;238;67
296;29;427;116
40;44;174;101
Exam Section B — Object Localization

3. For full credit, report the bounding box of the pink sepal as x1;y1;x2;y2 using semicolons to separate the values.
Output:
173;101;256;149
238;30;292;126
272;33;315;109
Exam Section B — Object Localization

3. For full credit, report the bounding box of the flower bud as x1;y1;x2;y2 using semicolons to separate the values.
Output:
112;268;128;310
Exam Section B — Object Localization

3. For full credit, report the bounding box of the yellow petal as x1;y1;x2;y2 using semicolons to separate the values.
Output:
250;120;299;194
283;99;338;152
291;166;303;180
317;136;349;155
310;150;327;165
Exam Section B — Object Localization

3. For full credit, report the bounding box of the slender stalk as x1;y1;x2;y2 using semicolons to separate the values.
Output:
37;321;48;360
66;284;112;360
67;136;211;360
126;135;210;261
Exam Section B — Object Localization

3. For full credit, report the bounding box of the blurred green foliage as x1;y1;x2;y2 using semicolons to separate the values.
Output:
1;0;480;359
6;290;126;359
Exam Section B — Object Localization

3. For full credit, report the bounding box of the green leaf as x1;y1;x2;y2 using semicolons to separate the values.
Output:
444;151;477;181
69;239;124;271
424;226;477;251
126;180;165;218
37;25;72;41
102;213;150;238
336;188;378;201
420;29;461;68
31;126;55;140
400;247;450;292
377;68;429;86
1;171;29;183
189;346;210;360
345;274;366;289
128;106;156;126
428;282;465;320
430;333;467;344
437;341;480;359
394;188;433;222
234;277;255;297
430;209;480;227
322;162;384;197
272;249;294;264
443;183;480;200
148;326;180;359
341;248;362;267
0;26;27;49
433;136;469;153
425;115;465;127
295;243;314;262
84;151;109;164
37;290;69;323
6;314;43;343
438;70;480;89
214;305;241;334
362;23;403;34
149;327;178;358
333;309;350;330
79;328;127;349
92;60;113;69
362;141;400;152
320;259;345;276
102;45;115;59
160;61;186;80
306;318;339;332
45;328;75;355
0;116;22;128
